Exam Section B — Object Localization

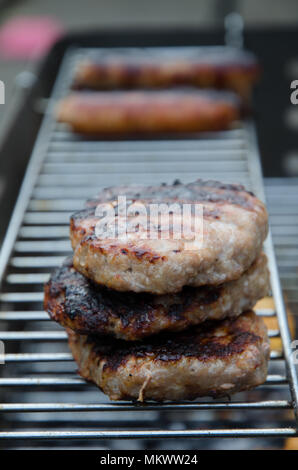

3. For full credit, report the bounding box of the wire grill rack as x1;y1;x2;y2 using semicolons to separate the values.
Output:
266;178;298;315
0;47;297;448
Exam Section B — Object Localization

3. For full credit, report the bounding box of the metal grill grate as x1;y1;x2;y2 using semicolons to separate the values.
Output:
0;47;297;447
266;178;298;314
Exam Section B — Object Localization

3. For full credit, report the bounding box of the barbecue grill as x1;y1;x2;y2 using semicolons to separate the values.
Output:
0;40;297;450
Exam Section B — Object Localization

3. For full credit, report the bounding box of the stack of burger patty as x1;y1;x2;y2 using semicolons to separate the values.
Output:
44;179;270;402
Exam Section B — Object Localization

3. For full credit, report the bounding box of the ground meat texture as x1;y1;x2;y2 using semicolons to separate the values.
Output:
67;311;270;401
70;179;268;294
44;254;269;341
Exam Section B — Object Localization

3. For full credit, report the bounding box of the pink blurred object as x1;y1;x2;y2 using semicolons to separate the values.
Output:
0;16;64;60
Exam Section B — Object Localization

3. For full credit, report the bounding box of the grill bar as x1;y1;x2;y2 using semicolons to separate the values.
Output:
0;309;276;320
0;311;47;320
1;350;283;362
0;330;281;340
0;332;66;340
0;428;296;440
0;400;291;412
0;375;287;387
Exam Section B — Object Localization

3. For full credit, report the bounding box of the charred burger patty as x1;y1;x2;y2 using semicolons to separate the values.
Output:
67;311;270;401
45;254;269;341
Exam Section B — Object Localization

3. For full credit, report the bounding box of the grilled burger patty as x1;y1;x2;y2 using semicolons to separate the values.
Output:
73;48;259;99
67;311;270;401
56;90;239;135
45;254;269;341
70;179;268;294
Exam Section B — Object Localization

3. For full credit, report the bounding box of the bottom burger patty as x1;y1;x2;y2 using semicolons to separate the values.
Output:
67;311;270;401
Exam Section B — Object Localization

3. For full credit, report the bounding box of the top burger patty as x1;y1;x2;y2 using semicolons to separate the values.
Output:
70;179;268;294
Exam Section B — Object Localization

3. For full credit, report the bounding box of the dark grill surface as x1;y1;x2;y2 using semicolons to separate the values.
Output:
0;47;296;449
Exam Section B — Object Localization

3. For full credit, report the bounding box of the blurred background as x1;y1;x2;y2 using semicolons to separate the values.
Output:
0;1;298;232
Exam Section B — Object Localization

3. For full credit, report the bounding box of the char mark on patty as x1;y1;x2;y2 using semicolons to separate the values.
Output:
85;312;263;372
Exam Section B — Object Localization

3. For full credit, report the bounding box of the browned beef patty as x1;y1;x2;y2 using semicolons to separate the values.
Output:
44;254;269;341
67;311;270;401
70;179;268;294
